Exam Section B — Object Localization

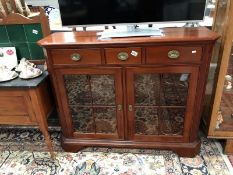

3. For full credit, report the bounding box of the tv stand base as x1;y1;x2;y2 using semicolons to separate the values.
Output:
98;26;162;39
61;136;201;157
184;22;200;27
38;27;218;159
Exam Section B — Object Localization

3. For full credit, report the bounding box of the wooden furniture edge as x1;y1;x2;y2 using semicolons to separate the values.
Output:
208;0;233;137
61;136;201;157
28;82;55;159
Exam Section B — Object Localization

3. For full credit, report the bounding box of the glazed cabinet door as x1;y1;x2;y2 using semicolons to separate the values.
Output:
126;66;199;142
55;68;124;140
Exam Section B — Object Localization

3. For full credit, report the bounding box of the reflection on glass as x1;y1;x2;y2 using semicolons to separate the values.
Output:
64;74;117;134
217;50;233;131
134;73;189;136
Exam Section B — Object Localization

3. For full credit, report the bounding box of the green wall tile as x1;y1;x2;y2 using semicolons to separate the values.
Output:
28;43;44;59
0;43;13;47
1;24;44;61
6;25;27;43
0;26;10;43
13;43;30;59
24;24;43;42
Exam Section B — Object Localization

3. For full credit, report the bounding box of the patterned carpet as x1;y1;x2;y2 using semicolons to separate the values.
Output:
0;128;232;175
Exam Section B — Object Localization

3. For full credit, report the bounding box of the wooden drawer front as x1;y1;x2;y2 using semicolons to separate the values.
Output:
146;46;202;64
0;96;28;116
51;49;102;65
105;47;142;64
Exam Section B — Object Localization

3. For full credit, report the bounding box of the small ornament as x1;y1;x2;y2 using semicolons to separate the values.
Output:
226;81;232;90
216;110;223;129
225;75;232;81
224;75;232;91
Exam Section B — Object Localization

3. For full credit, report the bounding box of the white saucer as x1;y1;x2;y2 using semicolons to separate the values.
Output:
19;70;43;79
0;72;19;82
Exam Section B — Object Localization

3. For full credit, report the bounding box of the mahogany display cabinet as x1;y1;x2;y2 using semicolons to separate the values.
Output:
202;0;233;154
39;27;219;157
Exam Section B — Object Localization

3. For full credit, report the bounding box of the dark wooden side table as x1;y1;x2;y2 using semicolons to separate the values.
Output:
0;70;55;158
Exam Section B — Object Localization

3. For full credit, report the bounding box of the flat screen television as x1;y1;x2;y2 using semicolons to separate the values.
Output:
58;0;207;26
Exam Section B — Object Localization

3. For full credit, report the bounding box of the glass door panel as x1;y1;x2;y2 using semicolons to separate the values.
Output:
126;66;198;141
135;107;159;135
216;47;233;131
134;74;188;106
56;68;123;139
64;74;117;134
134;73;188;136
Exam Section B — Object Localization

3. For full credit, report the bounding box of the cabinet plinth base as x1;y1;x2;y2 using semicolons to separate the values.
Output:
61;136;201;157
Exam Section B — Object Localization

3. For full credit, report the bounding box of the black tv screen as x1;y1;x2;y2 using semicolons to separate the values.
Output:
58;0;207;26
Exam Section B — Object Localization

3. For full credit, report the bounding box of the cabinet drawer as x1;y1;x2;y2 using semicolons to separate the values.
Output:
51;49;102;65
105;47;142;64
146;46;202;64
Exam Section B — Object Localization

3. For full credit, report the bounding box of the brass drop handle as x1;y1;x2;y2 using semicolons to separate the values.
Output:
128;105;133;112
118;52;129;61
71;53;81;61
168;50;180;59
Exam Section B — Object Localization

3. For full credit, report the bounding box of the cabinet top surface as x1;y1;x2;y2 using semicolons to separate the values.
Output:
38;27;219;48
